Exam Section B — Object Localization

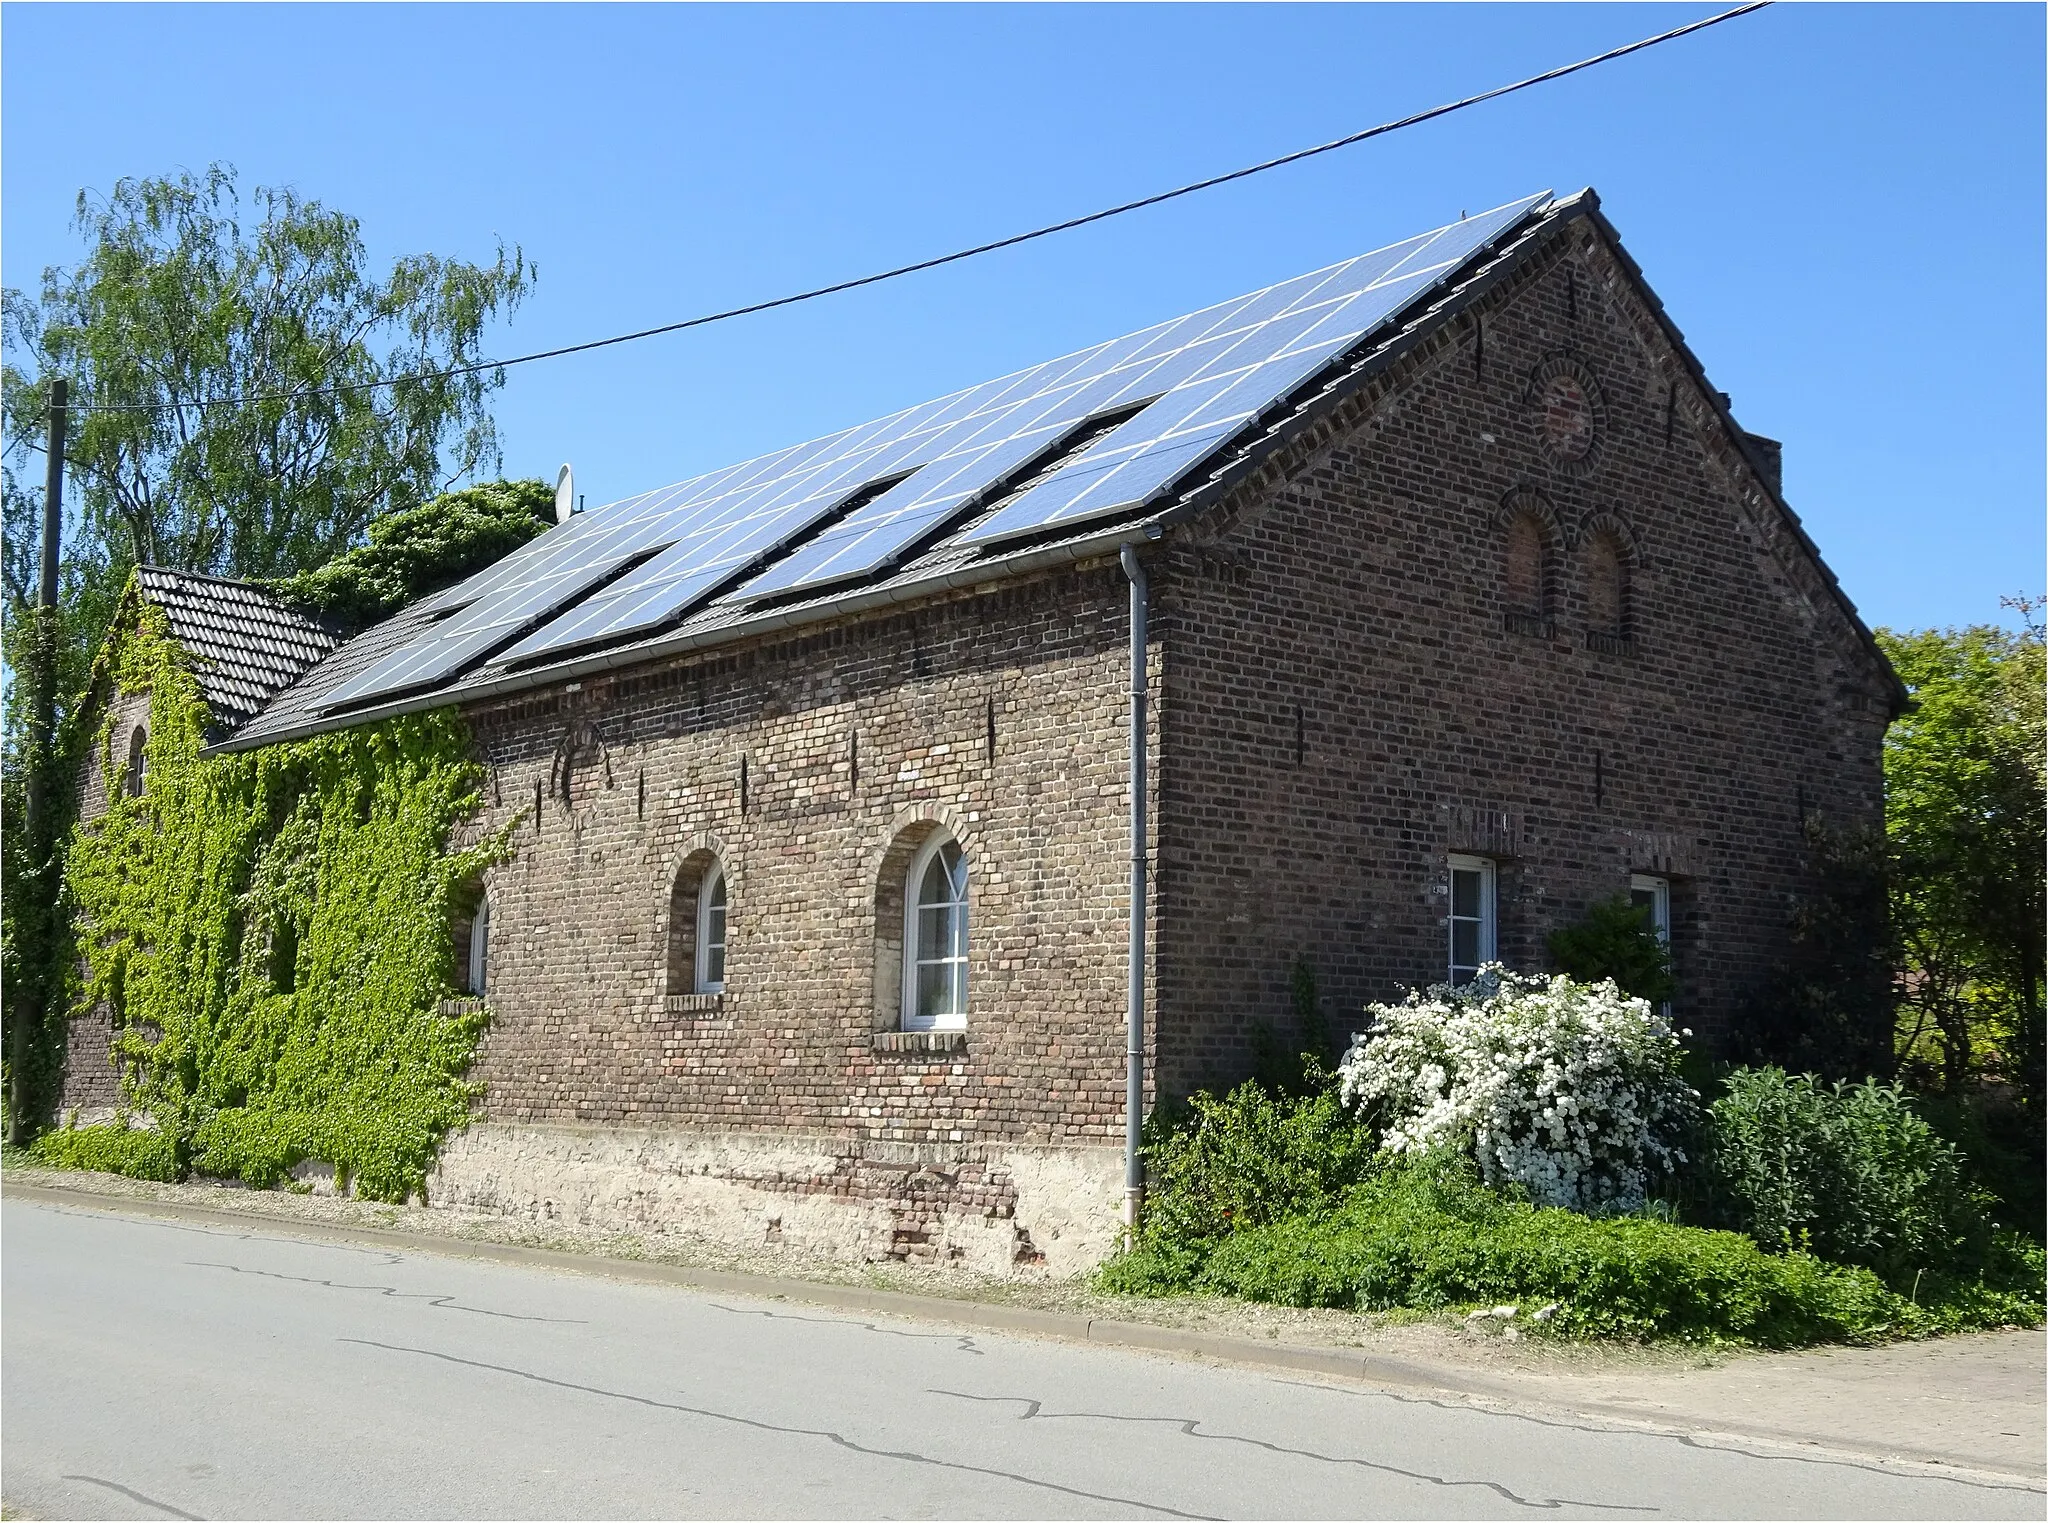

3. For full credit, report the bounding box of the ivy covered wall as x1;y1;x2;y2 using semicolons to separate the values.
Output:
33;596;514;1200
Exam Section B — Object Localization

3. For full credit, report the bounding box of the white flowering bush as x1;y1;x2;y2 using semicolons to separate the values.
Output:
1338;966;1697;1213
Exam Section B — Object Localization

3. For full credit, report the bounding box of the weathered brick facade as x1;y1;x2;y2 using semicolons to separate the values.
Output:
1149;219;1892;1094
58;198;1895;1269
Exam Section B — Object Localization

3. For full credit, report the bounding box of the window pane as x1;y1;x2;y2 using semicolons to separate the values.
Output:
709;873;727;912
919;854;952;909
704;936;725;986
1631;889;1656;917
917;962;957;1019
1451;868;1481;919
1451;919;1480;969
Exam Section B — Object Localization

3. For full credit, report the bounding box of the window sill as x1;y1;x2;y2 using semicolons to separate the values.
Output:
1502;612;1555;639
1585;630;1636;657
872;1029;967;1055
437;997;487;1018
665;993;725;1016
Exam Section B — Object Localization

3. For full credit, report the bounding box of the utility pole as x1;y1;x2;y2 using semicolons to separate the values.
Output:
8;378;67;1145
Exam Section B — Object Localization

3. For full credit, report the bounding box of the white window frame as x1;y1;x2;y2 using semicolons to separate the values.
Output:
902;833;968;1032
695;863;727;995
1630;874;1671;944
467;899;490;997
1447;854;1497;985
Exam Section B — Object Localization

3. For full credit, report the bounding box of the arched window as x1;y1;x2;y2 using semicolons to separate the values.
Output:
124;726;148;798
667;852;727;998
1586;529;1629;639
695;864;727;994
903;835;968;1030
467;899;490;996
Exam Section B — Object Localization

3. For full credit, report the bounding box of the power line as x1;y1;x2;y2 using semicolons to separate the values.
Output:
74;2;1769;417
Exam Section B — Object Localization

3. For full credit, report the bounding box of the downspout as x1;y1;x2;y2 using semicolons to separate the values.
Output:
1119;543;1148;1244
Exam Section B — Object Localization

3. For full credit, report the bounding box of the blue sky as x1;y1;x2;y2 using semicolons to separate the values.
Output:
4;3;2041;633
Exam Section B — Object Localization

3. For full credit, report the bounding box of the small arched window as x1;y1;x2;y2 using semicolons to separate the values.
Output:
467;899;490;996
695;864;727;995
667;852;727;998
903;835;968;1030
124;726;149;798
1586;529;1630;639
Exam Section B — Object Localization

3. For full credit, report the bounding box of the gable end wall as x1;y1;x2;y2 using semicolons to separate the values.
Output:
1151;216;1889;1095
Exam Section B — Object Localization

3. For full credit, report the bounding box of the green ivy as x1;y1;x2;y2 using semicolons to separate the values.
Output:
261;479;552;633
31;591;515;1200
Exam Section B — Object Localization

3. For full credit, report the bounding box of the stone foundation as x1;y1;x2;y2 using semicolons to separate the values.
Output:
426;1123;1122;1278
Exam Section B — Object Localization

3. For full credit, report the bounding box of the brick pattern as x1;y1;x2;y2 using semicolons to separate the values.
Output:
458;569;1157;1149
1149;218;1889;1095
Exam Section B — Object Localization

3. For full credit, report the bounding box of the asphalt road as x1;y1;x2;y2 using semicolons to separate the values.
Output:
3;1197;2039;1521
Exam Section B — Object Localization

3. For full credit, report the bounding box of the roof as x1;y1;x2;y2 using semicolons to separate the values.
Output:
134;565;340;727
217;185;1899;752
223;193;1575;751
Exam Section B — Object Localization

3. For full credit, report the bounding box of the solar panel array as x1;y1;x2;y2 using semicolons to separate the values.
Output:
315;193;1547;712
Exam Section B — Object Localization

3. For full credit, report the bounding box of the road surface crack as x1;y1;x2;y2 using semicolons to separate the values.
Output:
341;1337;1211;1519
1268;1377;2048;1495
62;1475;203;1520
929;1390;1654;1513
189;1262;585;1322
707;1301;984;1353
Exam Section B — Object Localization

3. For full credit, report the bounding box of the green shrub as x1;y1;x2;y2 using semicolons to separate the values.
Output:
1139;1072;1379;1248
1913;1088;2046;1243
1112;1153;1920;1346
31;1122;180;1182
1705;1067;1993;1288
1546;896;1676;1005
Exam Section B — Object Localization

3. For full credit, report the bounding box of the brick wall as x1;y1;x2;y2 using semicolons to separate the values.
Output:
1149;216;1890;1096
457;566;1157;1153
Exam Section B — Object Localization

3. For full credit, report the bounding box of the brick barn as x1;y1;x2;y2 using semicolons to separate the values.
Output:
65;189;1901;1272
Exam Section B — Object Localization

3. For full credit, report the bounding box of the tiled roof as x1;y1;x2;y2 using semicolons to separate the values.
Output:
135;566;340;728
223;599;445;749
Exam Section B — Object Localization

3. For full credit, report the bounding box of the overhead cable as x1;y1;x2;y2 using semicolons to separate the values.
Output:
72;2;1769;416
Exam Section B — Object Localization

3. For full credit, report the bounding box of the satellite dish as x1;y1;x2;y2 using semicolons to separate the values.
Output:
554;464;575;524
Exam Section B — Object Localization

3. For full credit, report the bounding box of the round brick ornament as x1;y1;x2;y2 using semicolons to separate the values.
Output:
1525;354;1607;476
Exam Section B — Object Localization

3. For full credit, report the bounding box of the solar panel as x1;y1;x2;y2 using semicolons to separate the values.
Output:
956;194;1544;547
319;193;1549;707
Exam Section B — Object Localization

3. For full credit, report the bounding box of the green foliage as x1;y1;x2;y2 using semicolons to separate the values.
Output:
1546;896;1675;1005
1912;1088;2046;1244
1139;1073;1379;1249
1249;955;1332;1096
29;1122;178;1181
263;479;553;633
2;600;91;1139
1878;608;2044;1109
1106;1153;2041;1346
1728;816;1896;1083
1702;1067;1993;1288
3;163;532;605
26;598;510;1198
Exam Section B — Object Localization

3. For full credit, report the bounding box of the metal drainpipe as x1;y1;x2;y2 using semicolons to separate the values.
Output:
1119;544;1148;1243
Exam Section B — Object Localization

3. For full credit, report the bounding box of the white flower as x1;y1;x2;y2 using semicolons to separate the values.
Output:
1337;966;1696;1211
